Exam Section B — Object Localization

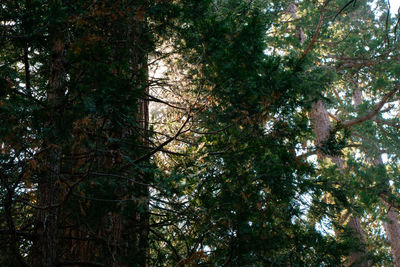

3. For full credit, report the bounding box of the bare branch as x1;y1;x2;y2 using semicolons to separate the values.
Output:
144;93;186;110
133;115;191;164
334;0;357;20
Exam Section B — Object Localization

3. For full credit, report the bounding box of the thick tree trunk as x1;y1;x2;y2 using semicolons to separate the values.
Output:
352;87;400;266
137;93;150;267
138;34;150;267
347;216;368;266
33;153;61;267
384;207;400;267
380;182;400;266
120;18;150;266
368;143;400;267
373;147;400;267
310;100;369;266
56;5;150;265
31;35;65;267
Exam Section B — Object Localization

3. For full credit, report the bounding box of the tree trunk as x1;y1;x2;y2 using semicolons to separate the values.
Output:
384;207;400;267
310;100;369;266
120;17;150;266
373;142;400;267
352;87;400;266
366;138;400;267
54;4;151;265
347;216;368;266
31;34;65;267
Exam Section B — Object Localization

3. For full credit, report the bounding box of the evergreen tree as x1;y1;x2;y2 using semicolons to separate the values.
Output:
1;0;400;266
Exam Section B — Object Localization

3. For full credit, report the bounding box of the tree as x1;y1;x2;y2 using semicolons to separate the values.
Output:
0;0;167;265
148;0;350;265
1;0;400;266
278;0;400;265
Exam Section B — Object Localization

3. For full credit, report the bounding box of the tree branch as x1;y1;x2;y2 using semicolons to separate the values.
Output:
144;93;186;111
133;115;191;164
334;0;357;20
299;0;330;59
343;84;400;127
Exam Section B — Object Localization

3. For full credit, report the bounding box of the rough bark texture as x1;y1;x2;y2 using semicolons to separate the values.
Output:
384;207;400;267
34;151;61;267
347;216;368;266
129;19;150;266
310;100;344;169
31;35;65;267
353;87;362;109
310;100;369;267
370;142;400;267
136;98;150;267
352;87;400;266
54;6;150;265
353;87;400;267
101;15;150;267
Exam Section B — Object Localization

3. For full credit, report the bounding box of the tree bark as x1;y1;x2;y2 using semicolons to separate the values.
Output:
352;86;400;266
55;4;151;265
31;32;65;267
310;100;369;266
122;16;150;266
384;207;400;267
369;143;400;267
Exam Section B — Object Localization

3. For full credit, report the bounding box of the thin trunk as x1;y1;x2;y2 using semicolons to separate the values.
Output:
310;100;369;266
23;46;31;95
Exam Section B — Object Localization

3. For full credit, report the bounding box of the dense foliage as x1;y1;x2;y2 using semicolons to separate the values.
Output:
1;0;400;266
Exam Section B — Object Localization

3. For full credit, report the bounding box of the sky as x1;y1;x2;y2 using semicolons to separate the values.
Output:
390;0;400;13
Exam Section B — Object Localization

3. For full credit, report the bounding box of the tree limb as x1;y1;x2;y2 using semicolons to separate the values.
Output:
299;0;330;59
343;85;400;127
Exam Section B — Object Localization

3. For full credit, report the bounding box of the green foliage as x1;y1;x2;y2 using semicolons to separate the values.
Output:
318;123;351;157
1;0;400;266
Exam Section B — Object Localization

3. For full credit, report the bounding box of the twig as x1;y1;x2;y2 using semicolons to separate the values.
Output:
133;115;191;164
334;0;357;20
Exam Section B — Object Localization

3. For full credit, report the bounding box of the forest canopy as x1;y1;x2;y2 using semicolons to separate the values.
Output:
1;0;400;266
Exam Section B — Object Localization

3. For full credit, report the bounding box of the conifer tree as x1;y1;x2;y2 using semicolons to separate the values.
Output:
1;0;400;266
